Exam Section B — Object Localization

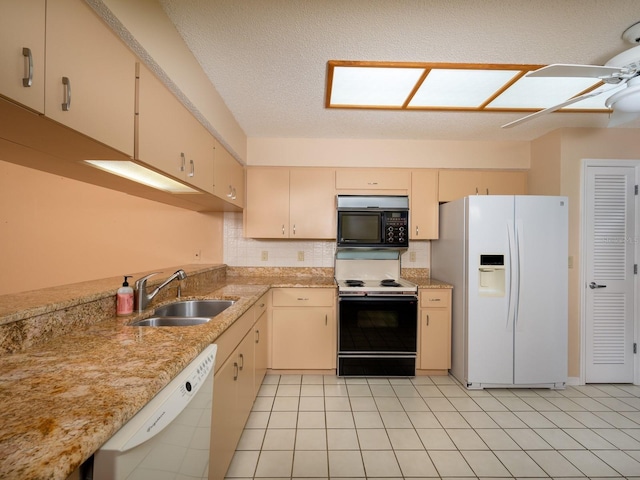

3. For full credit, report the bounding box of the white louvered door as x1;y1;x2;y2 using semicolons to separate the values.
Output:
585;166;636;383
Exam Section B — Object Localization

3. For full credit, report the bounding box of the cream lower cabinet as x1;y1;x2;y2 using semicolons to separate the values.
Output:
210;296;266;480
271;288;336;370
253;293;269;394
418;288;452;372
438;170;527;202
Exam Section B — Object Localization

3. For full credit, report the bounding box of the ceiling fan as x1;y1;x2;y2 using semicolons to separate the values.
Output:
503;21;640;129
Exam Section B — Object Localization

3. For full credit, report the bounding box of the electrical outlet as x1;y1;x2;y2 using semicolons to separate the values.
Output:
261;251;268;261
409;251;416;262
297;251;304;261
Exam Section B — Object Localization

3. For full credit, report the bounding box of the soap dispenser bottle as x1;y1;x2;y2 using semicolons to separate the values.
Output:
116;275;134;316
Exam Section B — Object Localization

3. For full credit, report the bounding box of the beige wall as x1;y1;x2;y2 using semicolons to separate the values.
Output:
0;161;224;295
247;137;530;168
531;127;640;379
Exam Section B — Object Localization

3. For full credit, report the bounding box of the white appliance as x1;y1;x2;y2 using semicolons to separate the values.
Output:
431;196;568;389
93;344;217;479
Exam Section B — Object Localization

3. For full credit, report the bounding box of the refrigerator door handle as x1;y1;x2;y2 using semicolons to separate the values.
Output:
506;221;517;330
514;220;523;328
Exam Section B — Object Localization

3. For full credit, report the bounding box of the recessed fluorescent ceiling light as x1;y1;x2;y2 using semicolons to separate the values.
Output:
84;160;199;194
326;61;611;113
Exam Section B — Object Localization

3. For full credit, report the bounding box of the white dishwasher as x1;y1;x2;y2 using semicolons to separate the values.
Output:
93;344;217;480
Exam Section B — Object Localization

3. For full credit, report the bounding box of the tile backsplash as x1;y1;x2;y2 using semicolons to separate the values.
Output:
223;212;430;268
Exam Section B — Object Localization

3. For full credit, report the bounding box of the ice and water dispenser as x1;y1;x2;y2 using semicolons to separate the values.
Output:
478;254;505;296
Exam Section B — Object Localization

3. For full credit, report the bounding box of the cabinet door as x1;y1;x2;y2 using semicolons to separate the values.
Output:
210;349;241;480
137;64;214;192
237;332;256;422
410;169;439;239
45;0;135;156
289;168;336;238
419;309;451;370
254;311;268;394
272;308;335;369
336;168;410;190
438;170;480;202
213;139;244;207
0;0;45;113
482;171;527;195
245;167;290;238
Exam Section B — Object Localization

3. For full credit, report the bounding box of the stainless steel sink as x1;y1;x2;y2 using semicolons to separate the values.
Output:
129;316;212;327
127;299;236;327
153;299;235;318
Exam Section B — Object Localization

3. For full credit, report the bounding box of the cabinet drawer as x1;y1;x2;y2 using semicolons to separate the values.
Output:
272;288;335;307
254;292;268;319
420;289;450;307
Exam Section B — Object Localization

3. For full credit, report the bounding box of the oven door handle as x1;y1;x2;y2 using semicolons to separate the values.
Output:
339;295;417;303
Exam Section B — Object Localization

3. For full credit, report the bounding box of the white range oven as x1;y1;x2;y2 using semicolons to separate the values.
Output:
335;250;418;377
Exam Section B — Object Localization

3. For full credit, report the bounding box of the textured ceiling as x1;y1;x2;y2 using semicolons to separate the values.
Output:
158;0;640;142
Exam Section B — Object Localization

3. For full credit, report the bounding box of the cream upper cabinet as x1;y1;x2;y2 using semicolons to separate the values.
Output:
271;288;336;370
336;168;411;191
245;167;336;239
0;0;46;113
245;167;290;237
439;170;527;202
213;139;244;207
289;168;336;238
45;0;136;157
418;288;452;371
137;64;214;193
410;169;439;240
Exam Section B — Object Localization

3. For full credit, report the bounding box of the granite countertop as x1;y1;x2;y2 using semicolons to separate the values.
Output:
0;268;336;480
0;265;448;480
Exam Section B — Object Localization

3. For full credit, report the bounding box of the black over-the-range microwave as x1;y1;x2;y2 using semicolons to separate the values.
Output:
336;195;409;249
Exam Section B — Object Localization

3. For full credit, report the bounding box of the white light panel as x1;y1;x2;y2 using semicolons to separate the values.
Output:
85;160;199;194
488;76;602;109
410;69;520;107
330;66;426;106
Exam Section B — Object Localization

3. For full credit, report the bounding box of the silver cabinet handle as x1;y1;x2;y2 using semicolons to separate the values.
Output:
293;224;296;235
255;329;260;344
282;225;285;235
232;187;237;200
475;187;479;195
61;77;71;111
486;188;489;195
589;282;607;289
325;314;328;326
227;185;233;198
367;182;378;185
180;152;186;172
233;362;239;380
238;353;244;370
416;225;419;236
22;48;33;87
188;159;194;177
297;297;309;301
426;314;430;326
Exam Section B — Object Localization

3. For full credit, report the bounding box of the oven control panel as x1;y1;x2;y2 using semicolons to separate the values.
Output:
383;211;408;245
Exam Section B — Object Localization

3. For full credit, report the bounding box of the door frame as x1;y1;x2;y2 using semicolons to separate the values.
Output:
580;158;640;385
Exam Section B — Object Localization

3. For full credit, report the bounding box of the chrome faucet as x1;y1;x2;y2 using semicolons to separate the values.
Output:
134;269;187;312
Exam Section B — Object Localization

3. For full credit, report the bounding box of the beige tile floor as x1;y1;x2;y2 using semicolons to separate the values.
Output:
224;374;640;479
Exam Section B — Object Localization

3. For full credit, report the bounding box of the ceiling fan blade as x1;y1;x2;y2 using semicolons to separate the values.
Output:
501;89;607;129
526;64;624;79
608;109;640;127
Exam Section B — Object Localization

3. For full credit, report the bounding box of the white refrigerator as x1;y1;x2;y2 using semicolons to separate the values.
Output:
431;196;568;389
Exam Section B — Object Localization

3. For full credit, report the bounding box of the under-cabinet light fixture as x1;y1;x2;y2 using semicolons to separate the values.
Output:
84;160;199;194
